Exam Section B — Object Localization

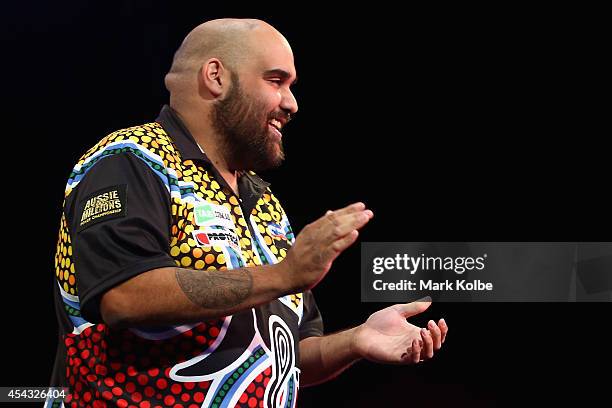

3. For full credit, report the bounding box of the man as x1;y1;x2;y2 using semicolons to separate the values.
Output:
49;18;448;407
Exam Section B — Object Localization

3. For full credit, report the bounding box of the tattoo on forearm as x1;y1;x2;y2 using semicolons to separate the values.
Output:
175;268;253;309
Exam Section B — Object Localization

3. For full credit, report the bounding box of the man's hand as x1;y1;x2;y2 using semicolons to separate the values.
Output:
282;202;373;291
351;299;448;364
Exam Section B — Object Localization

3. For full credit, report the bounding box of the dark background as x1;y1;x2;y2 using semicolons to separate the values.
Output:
3;1;609;406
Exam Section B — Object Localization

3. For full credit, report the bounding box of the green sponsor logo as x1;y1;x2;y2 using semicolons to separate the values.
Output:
194;203;215;225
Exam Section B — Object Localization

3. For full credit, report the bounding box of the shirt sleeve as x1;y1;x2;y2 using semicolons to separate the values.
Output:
299;290;324;339
64;152;177;323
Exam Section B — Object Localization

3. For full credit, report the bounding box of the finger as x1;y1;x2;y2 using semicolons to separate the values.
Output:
411;338;422;364
428;320;442;350
393;296;431;318
329;229;360;254
328;202;366;217
439;318;448;344
329;211;373;238
421;328;434;359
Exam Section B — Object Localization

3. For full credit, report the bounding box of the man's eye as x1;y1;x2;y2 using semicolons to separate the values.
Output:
269;79;282;85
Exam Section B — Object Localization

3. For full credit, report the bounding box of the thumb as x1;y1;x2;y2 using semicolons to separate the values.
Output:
395;296;432;318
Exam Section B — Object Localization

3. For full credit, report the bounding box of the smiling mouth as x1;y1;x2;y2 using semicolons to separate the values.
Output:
268;119;283;139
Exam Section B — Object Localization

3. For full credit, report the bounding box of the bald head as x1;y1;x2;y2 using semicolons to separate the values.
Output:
165;19;289;97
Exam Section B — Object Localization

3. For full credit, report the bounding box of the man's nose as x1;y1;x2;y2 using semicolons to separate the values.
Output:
281;88;298;115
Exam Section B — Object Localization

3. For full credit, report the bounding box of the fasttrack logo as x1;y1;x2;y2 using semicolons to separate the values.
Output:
372;253;487;275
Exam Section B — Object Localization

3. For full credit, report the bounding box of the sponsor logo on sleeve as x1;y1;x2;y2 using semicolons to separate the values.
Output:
77;184;127;232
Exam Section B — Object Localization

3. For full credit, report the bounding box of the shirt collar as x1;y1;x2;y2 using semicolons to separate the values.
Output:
155;104;270;193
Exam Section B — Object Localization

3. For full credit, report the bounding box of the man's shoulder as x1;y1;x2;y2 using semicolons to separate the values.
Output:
64;121;181;198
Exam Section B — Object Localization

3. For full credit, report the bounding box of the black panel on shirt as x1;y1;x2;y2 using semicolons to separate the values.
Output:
64;153;176;323
299;290;324;339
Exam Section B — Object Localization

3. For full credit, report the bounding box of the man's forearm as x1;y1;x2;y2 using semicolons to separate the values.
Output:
101;263;292;328
299;327;362;387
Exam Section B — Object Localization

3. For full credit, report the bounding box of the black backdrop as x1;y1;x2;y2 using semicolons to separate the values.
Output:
3;2;609;407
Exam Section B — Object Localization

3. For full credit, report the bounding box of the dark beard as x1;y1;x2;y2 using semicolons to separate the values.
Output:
211;72;285;172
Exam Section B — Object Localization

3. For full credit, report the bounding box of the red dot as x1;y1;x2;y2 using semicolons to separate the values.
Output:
139;402;151;408
93;401;105;408
125;382;136;393
83;392;92;402
111;362;121;371
255;374;263;383
171;384;182;394
184;382;195;390
102;391;113;400
92;333;102;343
137;375;149;386
127;366;138;376
112;387;123;396
264;367;271;376
117;399;128;408
195;336;206;345
164;396;175;406
144;386;155;398
264;377;270;387
209;327;220;337
78;340;87;349
247;383;255;393
116;373;126;383
256;387;264;398
193;392;204;403
181;393;190;402
87;374;97;382
148;368;159;377
132;392;143;402
96;365;108;376
248;397;258;408
156;378;168;389
80;366;90;376
104;378;115;387
239;392;248;403
81;350;90;359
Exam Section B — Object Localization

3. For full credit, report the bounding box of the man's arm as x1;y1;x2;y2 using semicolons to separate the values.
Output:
299;300;449;386
100;202;373;327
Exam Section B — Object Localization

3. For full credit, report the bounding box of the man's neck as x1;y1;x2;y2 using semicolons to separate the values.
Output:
172;105;240;196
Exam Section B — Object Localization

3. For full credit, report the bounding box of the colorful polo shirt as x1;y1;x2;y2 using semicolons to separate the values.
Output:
48;105;323;408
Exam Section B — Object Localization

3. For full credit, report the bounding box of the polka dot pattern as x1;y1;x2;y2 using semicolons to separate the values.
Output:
57;121;305;407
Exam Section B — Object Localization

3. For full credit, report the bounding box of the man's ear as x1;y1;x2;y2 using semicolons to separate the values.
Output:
200;58;227;98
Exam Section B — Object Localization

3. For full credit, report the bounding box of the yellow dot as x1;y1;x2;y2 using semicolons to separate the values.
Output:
68;246;72;256
205;254;215;264
238;218;247;227
65;258;71;268
195;260;205;269
56;270;60;277
258;225;265;234
242;238;251;246
261;213;272;221
180;243;191;253
129;136;140;143
61;258;66;268
212;245;222;252
181;257;192;267
63;283;69;292
264;236;272;246
280;249;287;258
133;130;144;136
216;254;225;264
271;246;278;255
62;247;67;256
229;196;239;205
203;246;211;253
141;135;152;143
234;207;242;215
63;270;69;280
70;288;75;295
187;238;196;247
211;181;220;190
70;264;75;273
193;248;203;258
185;225;194;234
170;246;180;257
